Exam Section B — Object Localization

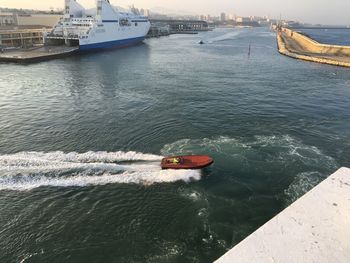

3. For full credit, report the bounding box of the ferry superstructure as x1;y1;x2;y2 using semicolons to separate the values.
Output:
46;0;151;51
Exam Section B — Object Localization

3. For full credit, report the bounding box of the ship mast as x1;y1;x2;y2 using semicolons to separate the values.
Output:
96;0;114;20
64;0;70;21
97;0;102;17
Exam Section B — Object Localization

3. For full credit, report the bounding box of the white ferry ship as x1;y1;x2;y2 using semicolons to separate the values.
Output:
46;0;151;51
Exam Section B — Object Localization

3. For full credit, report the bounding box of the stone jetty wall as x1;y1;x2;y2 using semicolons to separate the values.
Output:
277;27;350;68
282;27;350;55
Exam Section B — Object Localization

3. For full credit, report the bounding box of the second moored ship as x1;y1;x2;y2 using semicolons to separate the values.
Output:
45;0;151;51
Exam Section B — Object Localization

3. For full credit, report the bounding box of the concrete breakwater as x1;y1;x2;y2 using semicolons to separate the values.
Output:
277;27;350;68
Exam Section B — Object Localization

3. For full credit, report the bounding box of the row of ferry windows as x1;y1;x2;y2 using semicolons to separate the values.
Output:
72;20;93;22
72;22;141;27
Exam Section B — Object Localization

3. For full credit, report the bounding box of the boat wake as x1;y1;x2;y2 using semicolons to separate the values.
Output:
207;31;242;43
161;135;338;204
0;151;201;191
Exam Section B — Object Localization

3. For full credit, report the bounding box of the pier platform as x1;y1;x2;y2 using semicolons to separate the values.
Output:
215;167;350;263
0;46;78;63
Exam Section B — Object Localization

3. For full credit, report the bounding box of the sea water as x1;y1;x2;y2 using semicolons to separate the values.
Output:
0;27;349;262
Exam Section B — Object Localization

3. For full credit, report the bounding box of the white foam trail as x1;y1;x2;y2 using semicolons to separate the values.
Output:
257;32;276;37
0;170;201;191
0;161;127;174
0;151;163;164
208;31;241;43
284;171;324;204
0;151;202;191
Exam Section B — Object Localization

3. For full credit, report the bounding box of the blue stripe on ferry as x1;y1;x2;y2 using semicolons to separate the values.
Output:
102;20;119;23
79;36;145;51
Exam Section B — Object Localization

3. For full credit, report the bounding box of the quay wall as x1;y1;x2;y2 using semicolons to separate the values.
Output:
281;27;350;56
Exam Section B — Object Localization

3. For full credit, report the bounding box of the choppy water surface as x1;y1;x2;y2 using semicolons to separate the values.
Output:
0;27;350;262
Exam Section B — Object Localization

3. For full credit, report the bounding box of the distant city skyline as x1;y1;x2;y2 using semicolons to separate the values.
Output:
1;0;350;25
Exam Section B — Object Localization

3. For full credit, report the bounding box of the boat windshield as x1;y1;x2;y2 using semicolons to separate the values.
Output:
167;157;182;164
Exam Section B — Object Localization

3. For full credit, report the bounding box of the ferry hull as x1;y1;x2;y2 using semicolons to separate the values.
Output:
79;36;145;51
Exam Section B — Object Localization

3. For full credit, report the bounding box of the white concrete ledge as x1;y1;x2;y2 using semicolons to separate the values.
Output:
215;167;350;263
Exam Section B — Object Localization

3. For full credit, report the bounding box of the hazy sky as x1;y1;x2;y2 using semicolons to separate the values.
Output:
1;0;350;25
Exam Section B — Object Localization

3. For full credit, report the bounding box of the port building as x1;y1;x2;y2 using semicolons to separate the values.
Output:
0;13;61;48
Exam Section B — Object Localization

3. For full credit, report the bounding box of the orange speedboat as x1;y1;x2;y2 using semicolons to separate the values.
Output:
161;155;213;170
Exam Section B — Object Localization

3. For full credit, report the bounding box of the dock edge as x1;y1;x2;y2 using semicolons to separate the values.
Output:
215;167;350;263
